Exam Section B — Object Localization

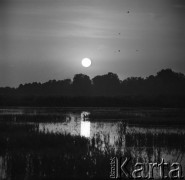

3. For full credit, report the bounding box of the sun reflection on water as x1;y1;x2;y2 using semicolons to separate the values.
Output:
80;121;90;138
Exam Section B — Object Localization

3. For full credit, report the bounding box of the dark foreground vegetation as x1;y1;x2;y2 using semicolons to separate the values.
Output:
0;69;185;107
1;120;185;179
0;123;111;180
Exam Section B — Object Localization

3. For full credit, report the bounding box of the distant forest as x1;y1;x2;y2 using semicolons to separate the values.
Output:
0;69;185;107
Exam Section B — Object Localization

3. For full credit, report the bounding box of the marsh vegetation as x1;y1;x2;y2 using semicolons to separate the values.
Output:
0;108;185;179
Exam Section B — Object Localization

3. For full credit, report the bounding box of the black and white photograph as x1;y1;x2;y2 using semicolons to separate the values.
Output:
0;0;185;179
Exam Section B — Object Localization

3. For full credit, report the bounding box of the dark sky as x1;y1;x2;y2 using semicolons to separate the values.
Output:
0;0;185;87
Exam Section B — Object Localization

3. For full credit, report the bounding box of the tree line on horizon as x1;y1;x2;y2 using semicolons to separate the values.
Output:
0;68;185;98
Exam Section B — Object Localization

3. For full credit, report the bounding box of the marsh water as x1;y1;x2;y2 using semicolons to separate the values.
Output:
0;108;185;179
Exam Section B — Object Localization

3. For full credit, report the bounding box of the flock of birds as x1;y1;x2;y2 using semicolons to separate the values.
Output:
114;10;139;54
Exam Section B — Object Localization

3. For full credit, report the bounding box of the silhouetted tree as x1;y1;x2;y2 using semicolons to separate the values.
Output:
0;68;185;107
72;74;91;96
121;77;144;95
92;72;121;96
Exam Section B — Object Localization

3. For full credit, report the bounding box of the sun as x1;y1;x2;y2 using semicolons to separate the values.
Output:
81;58;91;68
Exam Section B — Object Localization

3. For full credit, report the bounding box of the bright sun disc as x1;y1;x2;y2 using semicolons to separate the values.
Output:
81;58;91;67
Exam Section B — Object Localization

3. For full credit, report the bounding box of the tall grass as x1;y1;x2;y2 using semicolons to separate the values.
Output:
0;123;113;179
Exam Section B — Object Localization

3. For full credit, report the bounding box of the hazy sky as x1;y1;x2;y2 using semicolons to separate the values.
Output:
0;0;185;87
